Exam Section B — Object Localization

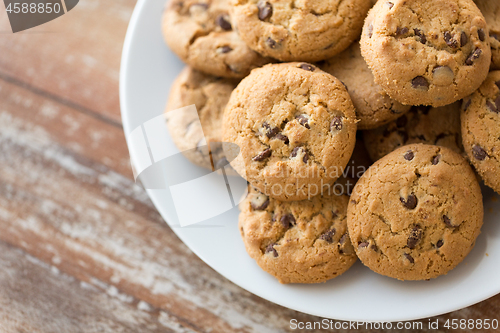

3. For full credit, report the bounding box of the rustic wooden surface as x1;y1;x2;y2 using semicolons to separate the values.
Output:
0;1;499;332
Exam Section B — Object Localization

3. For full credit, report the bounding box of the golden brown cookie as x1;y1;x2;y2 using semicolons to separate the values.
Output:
230;0;371;62
461;70;500;194
162;0;271;78
347;144;483;281
474;0;500;69
239;186;357;284
222;63;357;201
364;103;463;161
360;0;491;107
320;42;411;130
165;67;238;170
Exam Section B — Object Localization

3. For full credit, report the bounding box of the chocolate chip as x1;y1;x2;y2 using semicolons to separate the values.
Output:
386;2;394;9
407;226;422;249
478;28;486;42
257;1;272;21
486;99;499;113
436;240;444;248
397;27;409;35
216;15;232;31
266;37;277;49
404;253;415;264
291;147;309;163
299;63;315;71
443;215;456;228
358;242;369;249
400;194;418;209
472;144;487;161
367;23;373;38
412;76;429;90
414;28;426;44
444;31;458;48
460;32;468;47
462;98;471;111
296;114;310;129
396;115;407;128
466;48;482;66
404;150;414;161
263;122;279;138
432;154;441;165
275;133;289;144
339;234;348;244
265;243;278;257
250;193;269;210
320;228;336;243
253;148;272;161
280;214;296;229
371;244;378;251
217;46;232;54
330;117;343;131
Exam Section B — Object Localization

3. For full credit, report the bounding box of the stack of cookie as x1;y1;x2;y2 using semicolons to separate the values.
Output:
163;0;500;283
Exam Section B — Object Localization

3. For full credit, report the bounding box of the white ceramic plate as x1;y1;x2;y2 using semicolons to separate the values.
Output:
119;0;500;322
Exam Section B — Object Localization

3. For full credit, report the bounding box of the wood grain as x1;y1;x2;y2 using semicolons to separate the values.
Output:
0;0;498;331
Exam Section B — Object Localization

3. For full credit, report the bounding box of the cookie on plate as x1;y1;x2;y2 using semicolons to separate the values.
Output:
364;103;463;161
320;42;411;130
474;0;500;69
461;71;500;193
360;0;491;107
348;144;483;281
239;186;357;284
230;0;372;62
162;0;271;78
165;67;238;170
222;62;357;201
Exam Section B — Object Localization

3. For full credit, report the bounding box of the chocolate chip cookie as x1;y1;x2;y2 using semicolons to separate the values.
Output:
165;67;238;170
162;0;271;78
320;42;411;130
474;0;500;69
364;103;463;161
239;186;357;284
230;0;372;62
461;71;500;194
360;0;491;107
348;144;483;281
222;63;357;201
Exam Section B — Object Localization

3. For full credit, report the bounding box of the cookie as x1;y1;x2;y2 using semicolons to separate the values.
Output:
360;0;491;107
229;0;372;62
165;67;238;170
474;0;500;69
162;0;271;78
320;42;411;130
364;103;463;161
222;62;357;201
348;144;483;281
239;186;357;284
461;70;500;194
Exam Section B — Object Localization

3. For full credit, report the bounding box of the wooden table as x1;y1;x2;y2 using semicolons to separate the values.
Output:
0;1;498;332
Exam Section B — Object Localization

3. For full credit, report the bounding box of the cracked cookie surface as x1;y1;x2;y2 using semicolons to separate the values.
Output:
165;67;239;170
474;0;500;70
461;71;500;193
222;62;357;201
360;0;491;107
239;186;357;284
347;144;483;281
230;0;371;62
162;0;271;78
364;103;463;161
320;42;411;130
